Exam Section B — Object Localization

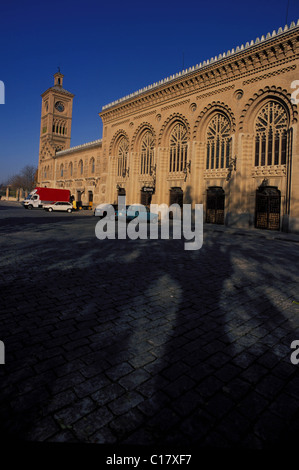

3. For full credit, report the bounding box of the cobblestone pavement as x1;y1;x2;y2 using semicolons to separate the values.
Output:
1;201;299;448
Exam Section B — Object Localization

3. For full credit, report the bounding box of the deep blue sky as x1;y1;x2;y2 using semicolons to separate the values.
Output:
0;0;298;182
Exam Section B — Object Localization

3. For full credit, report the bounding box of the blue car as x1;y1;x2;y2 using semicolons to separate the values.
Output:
94;203;118;218
117;204;158;223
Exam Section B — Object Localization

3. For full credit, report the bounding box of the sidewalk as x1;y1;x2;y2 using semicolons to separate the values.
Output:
203;223;299;244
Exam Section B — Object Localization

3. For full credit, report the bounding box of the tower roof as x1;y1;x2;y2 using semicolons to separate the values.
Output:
41;71;75;98
41;85;75;98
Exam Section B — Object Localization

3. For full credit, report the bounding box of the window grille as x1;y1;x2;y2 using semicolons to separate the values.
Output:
117;137;129;177
141;132;154;174
169;123;188;172
254;101;288;167
206;114;231;170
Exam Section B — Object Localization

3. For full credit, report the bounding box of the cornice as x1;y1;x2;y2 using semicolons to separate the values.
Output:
56;139;102;156
100;21;299;123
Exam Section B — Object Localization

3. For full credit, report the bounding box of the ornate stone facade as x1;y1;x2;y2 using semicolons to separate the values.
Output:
38;21;299;231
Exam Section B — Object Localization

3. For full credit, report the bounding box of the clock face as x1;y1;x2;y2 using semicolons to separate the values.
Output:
55;101;65;112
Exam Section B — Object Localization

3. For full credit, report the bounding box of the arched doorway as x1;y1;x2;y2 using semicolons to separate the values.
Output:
255;185;281;230
206;187;225;224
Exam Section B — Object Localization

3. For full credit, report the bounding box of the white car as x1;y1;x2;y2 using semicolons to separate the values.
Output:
44;201;73;213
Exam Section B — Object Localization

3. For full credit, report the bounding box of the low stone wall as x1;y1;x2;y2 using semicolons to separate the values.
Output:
1;197;18;201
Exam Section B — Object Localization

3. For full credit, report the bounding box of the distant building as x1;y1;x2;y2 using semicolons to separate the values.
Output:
38;20;299;232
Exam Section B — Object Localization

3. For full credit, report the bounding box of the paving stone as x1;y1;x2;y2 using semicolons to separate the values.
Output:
54;397;96;426
282;375;299;399
195;376;224;399
74;375;111;398
254;411;286;442
91;383;126;406
257;351;283;370
109;408;144;438
170;390;204;417
17;370;56;394
222;377;252;401
34;355;66;374
214;363;242;382
163;375;196;398
128;352;156;369
255;375;285;399
181;409;216;441
11;387;50;412
51;371;85;394
63;337;90;351
24;416;59;441
89;426;117;444
185;363;215;383
105;362;134;381
240;363;269;385
119;369;151;391
205;392;235;419
72;407;114;440
64;345;92;361
269;392;299;419
238;392;270;420
136;374;170;398
147;407;180;432
54;359;85;377
42;389;77;414
107;391;144;416
137;390;170;417
161;362;187;381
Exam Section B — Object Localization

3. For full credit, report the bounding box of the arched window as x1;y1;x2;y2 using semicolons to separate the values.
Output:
117;137;129;177
169;123;188;172
79;160;83;176
254;101;288;167
60;164;64;177
90;158;95;174
69;162;73;177
140;132;154;174
206;114;231;170
44;167;47;179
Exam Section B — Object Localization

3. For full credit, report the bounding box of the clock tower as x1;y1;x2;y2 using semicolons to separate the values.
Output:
38;71;74;183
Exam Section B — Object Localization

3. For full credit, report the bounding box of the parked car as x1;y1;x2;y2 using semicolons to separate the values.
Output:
94;203;118;218
43;201;73;213
118;204;158;223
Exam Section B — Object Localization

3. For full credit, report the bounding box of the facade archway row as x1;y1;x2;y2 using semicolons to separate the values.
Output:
109;89;296;155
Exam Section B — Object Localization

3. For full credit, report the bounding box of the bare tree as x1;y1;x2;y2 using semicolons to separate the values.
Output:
7;165;37;191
